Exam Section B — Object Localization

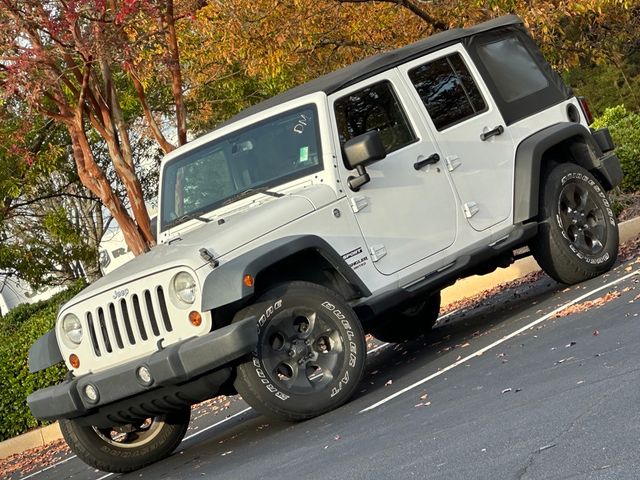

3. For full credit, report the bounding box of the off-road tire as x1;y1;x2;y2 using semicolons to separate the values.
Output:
368;291;441;343
59;408;190;473
234;281;366;422
530;162;618;284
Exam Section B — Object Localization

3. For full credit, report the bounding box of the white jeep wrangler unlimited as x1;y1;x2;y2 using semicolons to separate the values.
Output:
27;15;622;473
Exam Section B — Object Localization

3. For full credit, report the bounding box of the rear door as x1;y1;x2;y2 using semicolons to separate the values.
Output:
398;45;515;232
331;71;458;276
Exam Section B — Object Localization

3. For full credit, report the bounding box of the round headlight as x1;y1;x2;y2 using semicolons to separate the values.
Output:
172;272;197;305
62;313;83;344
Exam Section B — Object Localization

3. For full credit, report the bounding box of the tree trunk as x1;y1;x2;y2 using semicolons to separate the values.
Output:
163;0;188;146
68;122;149;256
94;44;156;247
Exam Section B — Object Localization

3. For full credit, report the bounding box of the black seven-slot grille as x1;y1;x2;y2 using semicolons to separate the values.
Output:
85;287;173;356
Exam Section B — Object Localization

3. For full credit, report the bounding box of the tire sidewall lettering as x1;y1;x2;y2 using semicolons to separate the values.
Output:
556;172;616;264
251;295;360;403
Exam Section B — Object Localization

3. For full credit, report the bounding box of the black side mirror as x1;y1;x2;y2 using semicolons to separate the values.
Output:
343;130;386;191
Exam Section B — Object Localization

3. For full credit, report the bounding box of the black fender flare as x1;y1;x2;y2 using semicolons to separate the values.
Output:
513;122;602;223
28;329;63;373
200;235;371;311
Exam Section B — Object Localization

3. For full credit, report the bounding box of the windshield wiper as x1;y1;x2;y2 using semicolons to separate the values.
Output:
221;186;284;206
165;212;212;230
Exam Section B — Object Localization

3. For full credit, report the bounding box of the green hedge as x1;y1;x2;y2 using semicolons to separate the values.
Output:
592;105;640;193
0;283;84;442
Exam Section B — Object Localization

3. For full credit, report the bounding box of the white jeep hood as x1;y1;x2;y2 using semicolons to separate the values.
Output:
65;194;318;308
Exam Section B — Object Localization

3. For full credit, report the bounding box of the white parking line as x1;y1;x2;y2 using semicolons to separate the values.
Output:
20;456;77;480
20;407;253;480
367;342;389;354
12;294;556;478
365;309;460;356
90;408;254;480
22;335;397;480
182;407;252;441
360;269;640;413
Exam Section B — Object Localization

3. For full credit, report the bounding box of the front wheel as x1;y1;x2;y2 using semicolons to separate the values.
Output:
59;409;190;473
530;162;618;284
233;282;366;422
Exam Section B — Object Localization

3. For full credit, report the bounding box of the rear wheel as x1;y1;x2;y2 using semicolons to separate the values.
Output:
233;282;366;422
369;291;441;343
530;162;618;284
60;408;190;473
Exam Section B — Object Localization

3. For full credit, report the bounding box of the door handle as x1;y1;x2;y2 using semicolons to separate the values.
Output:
414;153;440;170
480;125;504;141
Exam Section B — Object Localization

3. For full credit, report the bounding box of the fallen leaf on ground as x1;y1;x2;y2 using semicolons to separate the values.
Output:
554;291;621;318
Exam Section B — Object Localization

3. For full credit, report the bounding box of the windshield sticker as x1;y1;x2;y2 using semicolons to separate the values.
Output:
299;146;309;163
293;113;309;134
342;247;369;271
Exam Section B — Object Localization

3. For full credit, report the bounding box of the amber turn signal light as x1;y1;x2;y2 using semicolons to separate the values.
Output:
69;354;80;369
243;274;254;288
189;311;202;327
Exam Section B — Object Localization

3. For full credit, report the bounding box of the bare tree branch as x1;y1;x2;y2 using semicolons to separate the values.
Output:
336;0;447;31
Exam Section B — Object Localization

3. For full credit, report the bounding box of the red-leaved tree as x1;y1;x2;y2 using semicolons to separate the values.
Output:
0;0;200;255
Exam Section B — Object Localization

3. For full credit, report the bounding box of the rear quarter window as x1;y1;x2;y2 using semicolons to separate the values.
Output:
465;27;573;125
476;36;549;103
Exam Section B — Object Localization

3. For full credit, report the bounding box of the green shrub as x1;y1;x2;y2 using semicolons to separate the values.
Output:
0;302;50;336
0;282;84;441
592;105;640;193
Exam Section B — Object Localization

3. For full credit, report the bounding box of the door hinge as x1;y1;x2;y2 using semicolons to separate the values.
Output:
445;155;461;172
463;202;479;218
369;244;387;262
350;196;368;213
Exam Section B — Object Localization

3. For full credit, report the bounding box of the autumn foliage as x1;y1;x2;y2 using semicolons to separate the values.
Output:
0;0;201;255
0;0;637;259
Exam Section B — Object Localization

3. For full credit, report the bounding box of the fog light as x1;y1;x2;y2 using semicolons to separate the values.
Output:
84;384;99;403
189;311;202;327
69;354;80;369
137;366;153;386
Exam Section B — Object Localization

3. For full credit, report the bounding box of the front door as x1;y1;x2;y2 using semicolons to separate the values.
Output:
330;71;458;276
399;45;514;232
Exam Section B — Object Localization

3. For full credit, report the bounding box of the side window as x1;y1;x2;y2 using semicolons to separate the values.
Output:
476;35;549;103
334;81;416;155
408;53;487;131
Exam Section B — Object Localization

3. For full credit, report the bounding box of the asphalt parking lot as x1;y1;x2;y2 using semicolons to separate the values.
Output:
4;255;640;480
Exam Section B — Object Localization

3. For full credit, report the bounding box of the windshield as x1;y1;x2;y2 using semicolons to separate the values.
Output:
160;105;322;231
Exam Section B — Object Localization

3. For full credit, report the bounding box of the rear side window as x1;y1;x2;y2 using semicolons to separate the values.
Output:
408;53;486;131
334;81;417;154
477;36;548;103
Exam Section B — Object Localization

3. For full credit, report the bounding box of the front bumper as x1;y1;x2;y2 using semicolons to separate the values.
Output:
27;317;257;423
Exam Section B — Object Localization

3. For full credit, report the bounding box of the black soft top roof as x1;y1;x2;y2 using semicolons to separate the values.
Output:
224;15;523;125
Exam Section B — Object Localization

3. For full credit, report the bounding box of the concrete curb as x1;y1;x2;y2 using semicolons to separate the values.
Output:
0;423;61;460
2;216;639;461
